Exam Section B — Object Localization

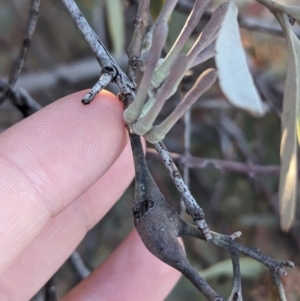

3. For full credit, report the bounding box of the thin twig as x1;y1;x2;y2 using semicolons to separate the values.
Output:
81;73;112;104
69;250;91;280
15;56;128;94
180;107;191;217
183;110;191;187
147;148;280;175
219;116;254;161
0;79;41;117
210;232;294;276
127;0;150;80
0;0;41;105
219;113;264;203
270;269;288;301
44;277;58;301
228;252;243;301
60;0;136;103
154;141;212;241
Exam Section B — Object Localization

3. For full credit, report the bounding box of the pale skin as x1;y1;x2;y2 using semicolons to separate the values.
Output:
0;90;180;301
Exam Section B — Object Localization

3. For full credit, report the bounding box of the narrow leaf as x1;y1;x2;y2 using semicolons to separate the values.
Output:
124;20;168;124
145;69;217;143
151;0;210;89
106;0;125;57
188;2;228;61
134;55;189;135
215;0;265;115
278;14;300;231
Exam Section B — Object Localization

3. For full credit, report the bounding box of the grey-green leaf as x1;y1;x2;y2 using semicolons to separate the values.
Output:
215;0;265;116
278;13;300;231
105;0;125;57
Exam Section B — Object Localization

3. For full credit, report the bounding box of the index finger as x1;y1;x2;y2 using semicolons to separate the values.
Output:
0;90;128;274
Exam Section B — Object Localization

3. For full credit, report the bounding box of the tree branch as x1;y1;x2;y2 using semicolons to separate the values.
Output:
0;0;41;105
154;141;212;240
127;0;150;80
147;148;280;175
60;0;136;103
69;250;91;280
0;79;41;117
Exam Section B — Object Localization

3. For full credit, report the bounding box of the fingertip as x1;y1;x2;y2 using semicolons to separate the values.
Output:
0;89;128;212
62;230;181;301
0;90;129;274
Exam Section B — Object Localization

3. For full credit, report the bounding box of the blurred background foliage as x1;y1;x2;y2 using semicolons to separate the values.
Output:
0;0;299;300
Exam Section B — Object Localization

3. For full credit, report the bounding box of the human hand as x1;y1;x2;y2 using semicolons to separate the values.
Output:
0;90;180;301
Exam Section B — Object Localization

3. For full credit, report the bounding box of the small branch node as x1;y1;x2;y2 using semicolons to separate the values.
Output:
154;141;212;241
229;231;242;240
288;15;296;25
129;56;143;69
277;268;287;276
232;292;241;301
133;16;143;26
81;72;112;104
286;261;295;268
196;219;212;241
